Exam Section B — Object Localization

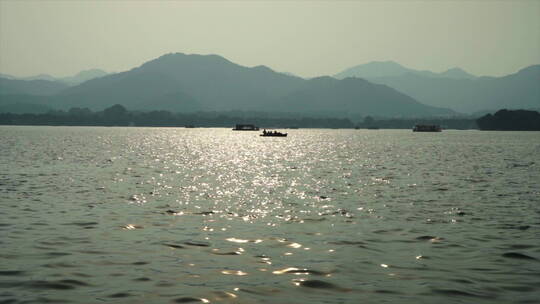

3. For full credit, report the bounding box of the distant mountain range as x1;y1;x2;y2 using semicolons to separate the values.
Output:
273;76;447;117
0;69;109;85
0;69;108;114
335;61;477;80
0;78;69;96
1;53;452;117
1;54;538;117
334;61;540;113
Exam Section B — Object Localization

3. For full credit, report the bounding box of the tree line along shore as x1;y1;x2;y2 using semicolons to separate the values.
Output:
0;104;538;131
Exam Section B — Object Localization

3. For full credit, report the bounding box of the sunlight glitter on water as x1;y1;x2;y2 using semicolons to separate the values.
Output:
1;127;539;304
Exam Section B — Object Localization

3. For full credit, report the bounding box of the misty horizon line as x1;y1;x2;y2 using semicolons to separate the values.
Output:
2;52;539;80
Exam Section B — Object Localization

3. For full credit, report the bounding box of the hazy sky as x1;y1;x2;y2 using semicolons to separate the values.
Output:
1;0;539;78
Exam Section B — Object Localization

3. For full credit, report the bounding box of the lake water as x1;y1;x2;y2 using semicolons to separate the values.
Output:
1;126;539;304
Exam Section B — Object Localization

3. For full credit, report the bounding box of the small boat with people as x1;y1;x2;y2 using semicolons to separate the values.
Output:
260;129;287;137
413;124;442;132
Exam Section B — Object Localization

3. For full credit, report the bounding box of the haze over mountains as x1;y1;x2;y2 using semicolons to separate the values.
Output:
334;61;540;113
0;69;109;85
335;61;477;80
0;53;451;117
0;78;69;96
0;53;538;117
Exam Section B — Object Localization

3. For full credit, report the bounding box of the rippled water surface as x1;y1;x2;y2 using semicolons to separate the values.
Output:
1;126;539;304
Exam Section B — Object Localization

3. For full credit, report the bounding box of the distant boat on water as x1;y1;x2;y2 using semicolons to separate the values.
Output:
232;124;259;131
260;129;287;137
413;124;442;132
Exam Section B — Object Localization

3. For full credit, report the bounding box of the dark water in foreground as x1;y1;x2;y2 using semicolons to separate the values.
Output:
1;126;539;304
